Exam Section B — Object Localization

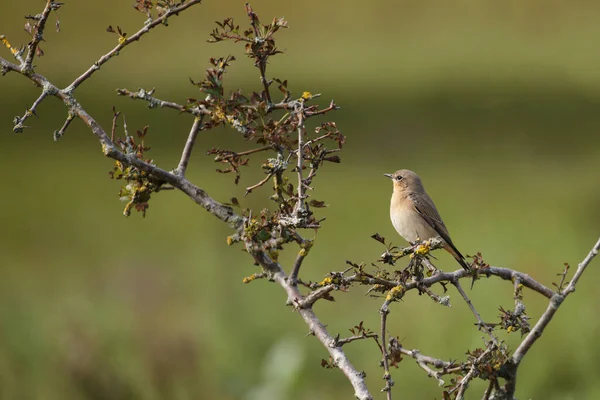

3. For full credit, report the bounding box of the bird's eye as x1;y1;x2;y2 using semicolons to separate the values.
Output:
396;176;403;181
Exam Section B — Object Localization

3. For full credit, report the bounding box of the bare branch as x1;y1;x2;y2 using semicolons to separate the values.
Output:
335;333;379;347
563;237;600;294
452;279;499;345
116;87;208;116
245;3;272;104
66;0;203;92
295;101;306;215
380;298;394;399
23;0;57;72
502;236;600;397
245;172;274;196
53;112;74;141
455;348;492;400
13;90;48;133
176;116;204;176
289;249;307;286
250;250;373;400
305;99;340;117
299;285;334;309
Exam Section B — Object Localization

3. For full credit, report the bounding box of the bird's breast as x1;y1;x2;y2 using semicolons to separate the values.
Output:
390;195;435;243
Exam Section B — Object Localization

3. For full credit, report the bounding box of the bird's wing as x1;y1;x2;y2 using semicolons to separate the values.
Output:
408;192;453;245
409;192;469;270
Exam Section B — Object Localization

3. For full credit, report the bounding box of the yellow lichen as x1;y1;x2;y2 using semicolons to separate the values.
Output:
319;277;333;286
386;285;405;301
414;241;431;255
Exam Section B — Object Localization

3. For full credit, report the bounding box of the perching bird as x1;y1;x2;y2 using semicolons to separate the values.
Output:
384;169;470;271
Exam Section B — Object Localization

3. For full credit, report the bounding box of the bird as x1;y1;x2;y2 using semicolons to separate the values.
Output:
384;169;470;271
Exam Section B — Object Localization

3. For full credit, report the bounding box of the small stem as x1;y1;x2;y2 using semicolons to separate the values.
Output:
452;279;499;346
380;299;393;399
53;112;74;141
295;102;306;214
110;109;121;143
245;172;274;196
176;116;203;176
66;0;203;92
24;0;55;71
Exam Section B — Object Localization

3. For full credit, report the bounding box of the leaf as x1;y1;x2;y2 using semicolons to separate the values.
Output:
309;200;327;208
371;233;386;245
324;155;341;163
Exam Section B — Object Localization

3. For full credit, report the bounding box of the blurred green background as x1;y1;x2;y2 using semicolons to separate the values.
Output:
2;1;600;399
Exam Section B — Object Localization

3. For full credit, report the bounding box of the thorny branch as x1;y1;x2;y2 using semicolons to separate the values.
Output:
500;237;600;398
452;279;499;345
2;1;599;399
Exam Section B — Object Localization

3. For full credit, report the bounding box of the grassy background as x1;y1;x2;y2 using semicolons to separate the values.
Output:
2;1;600;399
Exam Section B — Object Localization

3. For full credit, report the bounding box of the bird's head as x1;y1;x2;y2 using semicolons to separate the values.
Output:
384;169;424;193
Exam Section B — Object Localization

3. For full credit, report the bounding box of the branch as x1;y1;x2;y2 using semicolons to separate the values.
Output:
335;333;379;347
563;237;600;294
455;348;492;400
289;249;307;286
398;346;460;386
452;279;499;345
380;297;394;399
0;60;241;229
250;250;373;400
13;90;48;133
23;0;57;72
66;0;203;92
299;284;334;309
116;87;208;116
245;3;272;104
502;236;600;397
53;112;74;141
295;101;306;214
176;115;204;176
245;172;274;196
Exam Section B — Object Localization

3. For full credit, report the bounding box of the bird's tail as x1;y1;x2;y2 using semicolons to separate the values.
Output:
443;242;471;272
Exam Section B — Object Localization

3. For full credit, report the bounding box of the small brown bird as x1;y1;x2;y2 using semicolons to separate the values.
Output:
385;169;470;271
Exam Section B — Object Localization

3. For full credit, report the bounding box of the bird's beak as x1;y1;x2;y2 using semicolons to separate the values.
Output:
384;173;393;179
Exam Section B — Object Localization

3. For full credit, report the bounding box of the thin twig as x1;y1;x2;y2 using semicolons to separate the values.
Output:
24;0;56;71
116;88;209;116
245;172;274;196
452;279;499;345
305;99;339;116
110;109;121;143
13;90;49;133
380;299;393;400
66;0;203;92
563;237;600;294
295;101;306;214
176;116;203;176
251;250;373;400
502;237;600;397
289;250;306;286
245;4;272;104
335;333;379;347
299;285;335;309
417;283;451;307
53;112;74;141
482;379;494;400
455;348;492;400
